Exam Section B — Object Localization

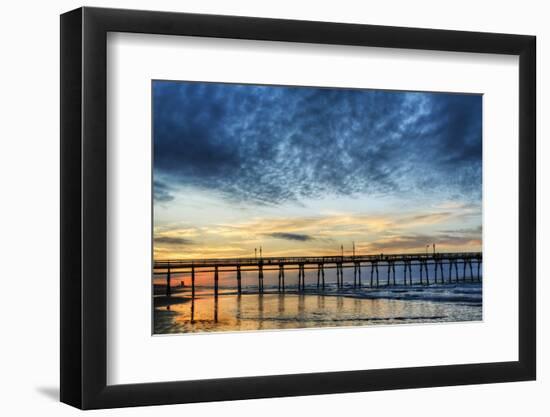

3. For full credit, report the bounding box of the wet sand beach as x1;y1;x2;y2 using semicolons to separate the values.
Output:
154;283;482;334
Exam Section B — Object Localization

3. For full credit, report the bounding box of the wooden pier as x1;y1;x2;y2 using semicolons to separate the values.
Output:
154;252;482;298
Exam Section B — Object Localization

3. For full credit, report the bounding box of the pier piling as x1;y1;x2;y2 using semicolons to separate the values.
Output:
370;262;374;287
336;262;343;288
214;265;219;296
166;267;171;298
425;260;430;285
258;262;264;293
449;260;460;283
237;265;242;294
191;266;195;298
298;263;305;291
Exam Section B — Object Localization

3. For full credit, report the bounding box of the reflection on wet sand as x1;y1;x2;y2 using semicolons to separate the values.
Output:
258;294;264;330
214;295;218;323
236;294;242;328
154;286;482;335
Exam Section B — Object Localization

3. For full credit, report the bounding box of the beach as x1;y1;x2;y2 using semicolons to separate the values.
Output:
154;282;482;334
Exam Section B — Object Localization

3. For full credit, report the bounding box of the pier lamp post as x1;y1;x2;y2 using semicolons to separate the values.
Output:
255;248;257;260
425;244;429;255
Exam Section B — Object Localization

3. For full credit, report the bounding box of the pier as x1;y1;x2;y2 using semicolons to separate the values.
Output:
154;252;482;298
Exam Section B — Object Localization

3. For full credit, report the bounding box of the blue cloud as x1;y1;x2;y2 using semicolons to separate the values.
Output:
154;236;193;245
268;232;314;242
153;180;175;202
153;81;482;205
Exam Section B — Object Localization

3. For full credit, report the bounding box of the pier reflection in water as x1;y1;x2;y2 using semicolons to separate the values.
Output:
153;283;482;335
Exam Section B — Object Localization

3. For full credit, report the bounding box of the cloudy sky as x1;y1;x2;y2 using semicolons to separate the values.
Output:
153;81;482;260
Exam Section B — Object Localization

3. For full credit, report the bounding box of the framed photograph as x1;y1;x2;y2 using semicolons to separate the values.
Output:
60;6;536;409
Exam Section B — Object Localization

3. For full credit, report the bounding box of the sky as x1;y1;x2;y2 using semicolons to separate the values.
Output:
153;81;482;260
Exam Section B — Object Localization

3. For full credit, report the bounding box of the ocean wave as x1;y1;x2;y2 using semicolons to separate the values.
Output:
231;282;483;305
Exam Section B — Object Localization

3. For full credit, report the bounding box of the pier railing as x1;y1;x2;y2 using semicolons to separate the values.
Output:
154;252;481;269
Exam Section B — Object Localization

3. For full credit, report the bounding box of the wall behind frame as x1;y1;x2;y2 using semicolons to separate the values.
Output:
0;0;545;416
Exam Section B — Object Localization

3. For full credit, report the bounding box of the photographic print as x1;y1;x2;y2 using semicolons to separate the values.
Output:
152;81;482;335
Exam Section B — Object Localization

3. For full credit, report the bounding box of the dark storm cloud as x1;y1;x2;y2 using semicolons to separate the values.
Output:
153;81;482;204
268;232;314;242
154;236;194;245
372;233;481;252
153;180;174;202
440;225;482;235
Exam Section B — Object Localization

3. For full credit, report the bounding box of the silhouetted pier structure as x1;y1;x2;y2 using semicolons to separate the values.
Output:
154;252;482;298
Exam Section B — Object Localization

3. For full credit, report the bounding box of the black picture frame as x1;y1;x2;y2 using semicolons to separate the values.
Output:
60;6;536;410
